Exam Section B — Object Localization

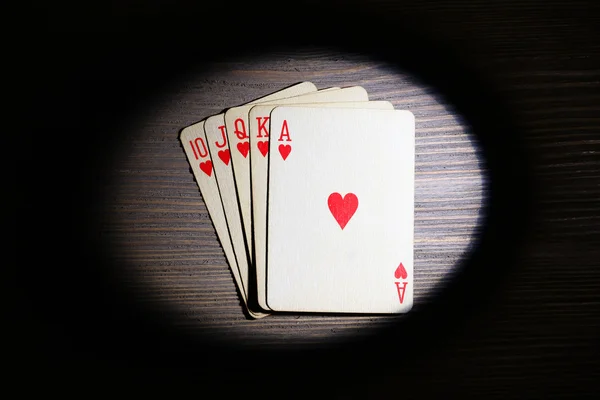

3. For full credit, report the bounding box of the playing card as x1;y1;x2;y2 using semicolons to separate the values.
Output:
250;101;395;310
179;121;266;318
202;82;318;315
224;86;369;266
266;107;415;313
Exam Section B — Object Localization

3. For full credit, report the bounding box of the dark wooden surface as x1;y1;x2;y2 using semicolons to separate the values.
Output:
16;0;600;397
106;56;483;339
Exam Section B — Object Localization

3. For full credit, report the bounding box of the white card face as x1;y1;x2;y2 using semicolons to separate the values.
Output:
203;114;252;300
210;82;317;267
199;83;320;316
225;86;369;262
266;107;415;313
250;101;395;310
179;121;266;319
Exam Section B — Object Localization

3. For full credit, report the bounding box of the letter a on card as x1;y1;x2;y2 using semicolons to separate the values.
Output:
266;107;415;313
250;99;393;311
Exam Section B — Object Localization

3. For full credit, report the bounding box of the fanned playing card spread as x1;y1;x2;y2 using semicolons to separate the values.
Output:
224;86;368;265
180;82;415;318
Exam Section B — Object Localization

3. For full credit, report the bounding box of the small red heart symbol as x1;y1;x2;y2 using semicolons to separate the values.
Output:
279;144;291;160
327;192;358;230
199;160;213;177
257;141;269;157
237;141;249;158
218;149;230;165
394;262;408;280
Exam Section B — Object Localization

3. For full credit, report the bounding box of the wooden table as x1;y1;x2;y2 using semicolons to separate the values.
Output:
17;0;600;396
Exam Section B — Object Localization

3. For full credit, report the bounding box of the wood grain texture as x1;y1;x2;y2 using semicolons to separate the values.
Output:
18;0;600;397
103;56;480;343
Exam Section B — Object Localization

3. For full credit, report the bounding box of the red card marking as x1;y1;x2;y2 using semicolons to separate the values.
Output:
199;160;213;177
257;141;269;157
237;141;250;158
279;144;292;160
327;193;358;230
395;281;408;304
218;149;230;165
394;262;408;279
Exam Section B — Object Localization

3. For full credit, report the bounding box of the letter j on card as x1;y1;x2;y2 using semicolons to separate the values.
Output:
179;83;416;318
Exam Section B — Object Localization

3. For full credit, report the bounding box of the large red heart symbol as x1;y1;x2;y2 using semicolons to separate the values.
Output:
199;160;213;177
279;144;291;160
237;141;249;158
327;192;358;230
394;262;408;279
218;149;230;165
257;141;269;157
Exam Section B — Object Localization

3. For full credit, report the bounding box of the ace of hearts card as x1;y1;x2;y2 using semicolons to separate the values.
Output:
266;107;415;313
